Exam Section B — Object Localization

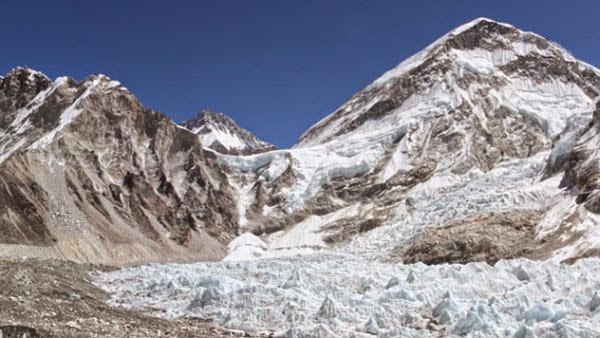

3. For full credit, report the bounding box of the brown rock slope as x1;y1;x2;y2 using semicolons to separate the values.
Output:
0;258;238;338
0;67;239;265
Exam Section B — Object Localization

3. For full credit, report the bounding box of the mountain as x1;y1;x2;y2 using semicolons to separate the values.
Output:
219;17;600;264
1;18;600;268
0;67;239;265
182;109;276;155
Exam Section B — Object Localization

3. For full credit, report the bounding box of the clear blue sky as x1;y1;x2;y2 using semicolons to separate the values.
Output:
1;1;599;147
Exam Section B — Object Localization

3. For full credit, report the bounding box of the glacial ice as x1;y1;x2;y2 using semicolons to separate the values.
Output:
97;255;600;337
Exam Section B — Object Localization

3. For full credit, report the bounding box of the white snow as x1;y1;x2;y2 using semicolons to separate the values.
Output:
218;151;279;175
227;176;256;229
29;76;120;149
0;137;27;163
21;67;46;82
537;118;600;261
493;78;594;137
380;140;412;181
265;203;361;256
0;77;65;163
223;232;267;261
187;112;273;153
452;48;517;76
220;140;385;213
366;18;511;90
196;125;248;150
224;203;364;260
9;82;55;134
283;144;384;212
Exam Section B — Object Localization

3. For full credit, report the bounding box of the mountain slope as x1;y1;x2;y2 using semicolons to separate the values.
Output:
182;109;276;155
218;18;600;263
0;67;239;265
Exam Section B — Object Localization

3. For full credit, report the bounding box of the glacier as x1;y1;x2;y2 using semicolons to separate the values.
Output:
97;255;600;337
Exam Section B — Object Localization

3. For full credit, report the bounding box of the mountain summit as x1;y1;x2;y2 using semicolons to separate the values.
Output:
0;67;238;264
182;109;276;155
299;17;599;147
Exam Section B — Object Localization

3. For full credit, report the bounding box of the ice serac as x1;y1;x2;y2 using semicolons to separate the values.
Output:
182;109;276;155
0;67;239;265
219;17;600;263
542;99;600;262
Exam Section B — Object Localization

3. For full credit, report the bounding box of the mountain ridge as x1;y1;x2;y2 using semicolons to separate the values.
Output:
182;109;276;155
1;17;600;266
0;67;238;265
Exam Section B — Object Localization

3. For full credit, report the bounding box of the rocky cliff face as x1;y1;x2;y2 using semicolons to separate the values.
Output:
183;109;276;155
0;67;239;265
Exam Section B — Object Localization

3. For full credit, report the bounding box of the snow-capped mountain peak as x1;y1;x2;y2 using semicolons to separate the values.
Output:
216;18;600;267
366;17;582;90
182;109;276;155
7;66;51;83
297;17;599;147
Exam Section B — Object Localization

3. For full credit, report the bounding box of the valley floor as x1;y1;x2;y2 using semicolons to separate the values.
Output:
0;258;241;338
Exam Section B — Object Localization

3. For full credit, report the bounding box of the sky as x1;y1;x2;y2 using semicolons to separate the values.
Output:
1;1;599;147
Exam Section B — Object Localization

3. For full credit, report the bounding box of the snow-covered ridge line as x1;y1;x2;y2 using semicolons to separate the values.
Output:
298;17;600;147
29;75;122;149
367;17;598;91
0;69;127;165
